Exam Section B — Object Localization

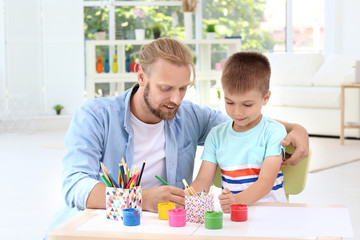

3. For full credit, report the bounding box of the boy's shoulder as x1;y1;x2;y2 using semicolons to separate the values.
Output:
261;115;287;136
209;119;232;133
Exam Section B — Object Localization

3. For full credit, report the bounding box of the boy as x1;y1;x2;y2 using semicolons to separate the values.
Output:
191;52;287;213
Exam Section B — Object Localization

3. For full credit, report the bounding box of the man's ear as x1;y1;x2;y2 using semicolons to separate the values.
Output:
263;90;271;105
138;66;146;87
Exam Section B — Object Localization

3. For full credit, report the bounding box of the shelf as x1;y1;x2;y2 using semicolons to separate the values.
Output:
88;71;223;83
85;39;241;105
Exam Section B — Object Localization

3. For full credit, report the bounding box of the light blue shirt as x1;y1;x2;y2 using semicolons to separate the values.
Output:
47;84;229;235
201;116;287;202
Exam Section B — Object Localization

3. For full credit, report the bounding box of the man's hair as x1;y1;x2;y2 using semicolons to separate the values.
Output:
139;38;195;83
221;51;271;96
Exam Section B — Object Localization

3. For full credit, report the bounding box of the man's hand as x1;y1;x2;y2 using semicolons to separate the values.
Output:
281;124;309;166
142;186;185;212
218;188;236;213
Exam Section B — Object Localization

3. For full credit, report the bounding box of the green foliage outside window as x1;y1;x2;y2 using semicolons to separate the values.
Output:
202;0;281;51
84;1;281;52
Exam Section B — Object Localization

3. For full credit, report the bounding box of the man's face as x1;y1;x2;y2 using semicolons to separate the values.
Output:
141;59;191;121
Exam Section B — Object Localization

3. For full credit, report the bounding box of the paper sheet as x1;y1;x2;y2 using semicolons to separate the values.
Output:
246;206;353;238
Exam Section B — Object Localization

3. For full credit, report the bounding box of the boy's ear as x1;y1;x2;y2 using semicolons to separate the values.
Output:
263;90;271;105
137;66;147;87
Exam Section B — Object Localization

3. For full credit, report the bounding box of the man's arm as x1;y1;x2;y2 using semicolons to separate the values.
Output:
86;182;106;209
277;120;309;166
86;183;186;212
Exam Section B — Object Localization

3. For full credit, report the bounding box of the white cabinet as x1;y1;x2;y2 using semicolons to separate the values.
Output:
85;39;241;107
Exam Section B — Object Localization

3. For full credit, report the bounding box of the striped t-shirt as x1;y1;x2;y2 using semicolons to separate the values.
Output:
201;115;288;203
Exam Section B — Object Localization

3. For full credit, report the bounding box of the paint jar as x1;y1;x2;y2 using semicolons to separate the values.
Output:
205;211;223;229
122;208;141;226
168;209;186;227
230;204;248;222
158;202;176;220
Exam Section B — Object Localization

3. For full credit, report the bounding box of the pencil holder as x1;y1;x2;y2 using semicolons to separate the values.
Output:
205;211;223;229
158;202;176;220
106;186;142;221
168;209;186;227
230;204;248;222
122;208;141;226
185;193;214;223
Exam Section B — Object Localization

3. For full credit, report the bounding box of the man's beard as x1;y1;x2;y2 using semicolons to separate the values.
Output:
143;83;179;120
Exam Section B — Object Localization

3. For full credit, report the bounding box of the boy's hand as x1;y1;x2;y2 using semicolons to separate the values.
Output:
218;188;235;213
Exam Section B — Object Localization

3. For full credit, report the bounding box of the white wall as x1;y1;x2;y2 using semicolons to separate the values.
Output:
43;0;84;115
325;0;360;57
0;0;6;101
1;0;84;116
4;0;43;114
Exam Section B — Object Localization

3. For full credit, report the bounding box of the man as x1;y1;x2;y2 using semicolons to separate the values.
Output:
48;38;309;232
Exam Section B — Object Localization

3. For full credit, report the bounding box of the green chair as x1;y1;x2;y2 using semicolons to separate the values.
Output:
282;145;312;200
212;145;312;201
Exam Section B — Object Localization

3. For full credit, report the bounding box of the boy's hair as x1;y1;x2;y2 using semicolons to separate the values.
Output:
221;51;271;96
139;38;195;83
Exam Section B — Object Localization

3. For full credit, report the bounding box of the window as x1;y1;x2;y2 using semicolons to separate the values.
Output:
83;0;324;96
202;0;286;52
292;0;324;52
115;6;183;40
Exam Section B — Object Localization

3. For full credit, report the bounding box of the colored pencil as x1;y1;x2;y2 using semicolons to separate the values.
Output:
109;172;120;188
119;163;125;186
209;185;214;195
155;175;169;185
100;172;112;187
189;186;198;197
127;172;139;189
184;188;190;196
100;162;112;185
136;160;146;186
182;179;189;188
182;179;197;197
132;166;137;178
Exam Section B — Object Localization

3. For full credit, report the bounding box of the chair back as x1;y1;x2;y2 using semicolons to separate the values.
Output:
212;145;312;200
282;145;312;200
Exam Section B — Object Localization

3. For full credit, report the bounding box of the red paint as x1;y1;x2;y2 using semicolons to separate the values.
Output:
230;204;248;222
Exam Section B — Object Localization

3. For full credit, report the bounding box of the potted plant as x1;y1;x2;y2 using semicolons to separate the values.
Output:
206;24;216;39
95;8;106;40
95;26;106;40
53;104;64;115
134;8;146;40
151;23;161;39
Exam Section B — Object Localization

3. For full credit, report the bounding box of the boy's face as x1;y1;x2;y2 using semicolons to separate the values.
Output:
224;88;270;132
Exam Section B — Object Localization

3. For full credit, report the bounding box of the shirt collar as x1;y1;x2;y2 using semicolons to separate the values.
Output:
124;84;139;132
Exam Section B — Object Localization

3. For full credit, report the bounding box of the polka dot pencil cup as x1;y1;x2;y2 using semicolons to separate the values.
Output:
185;193;214;223
106;186;142;221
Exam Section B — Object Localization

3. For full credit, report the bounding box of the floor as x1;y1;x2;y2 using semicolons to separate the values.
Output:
0;131;358;240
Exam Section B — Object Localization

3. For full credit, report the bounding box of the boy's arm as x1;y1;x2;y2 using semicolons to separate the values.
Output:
219;154;283;209
191;161;218;193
